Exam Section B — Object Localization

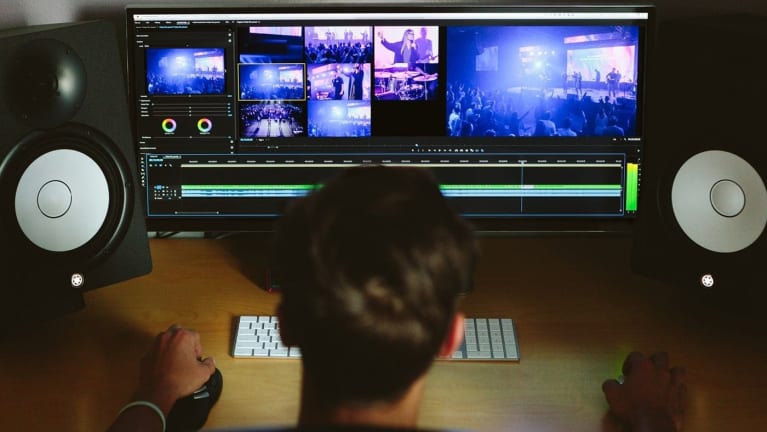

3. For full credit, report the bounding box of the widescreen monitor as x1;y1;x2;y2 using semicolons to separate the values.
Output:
125;4;654;233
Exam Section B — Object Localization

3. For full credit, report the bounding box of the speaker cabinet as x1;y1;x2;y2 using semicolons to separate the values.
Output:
632;15;767;291
0;21;152;326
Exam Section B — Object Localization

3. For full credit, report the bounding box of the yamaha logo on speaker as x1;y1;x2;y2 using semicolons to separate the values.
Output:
71;273;84;288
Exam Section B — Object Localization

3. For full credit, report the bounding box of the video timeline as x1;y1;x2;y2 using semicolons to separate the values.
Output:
144;152;638;217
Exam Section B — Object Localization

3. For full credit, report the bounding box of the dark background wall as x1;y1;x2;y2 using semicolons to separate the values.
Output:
2;0;767;32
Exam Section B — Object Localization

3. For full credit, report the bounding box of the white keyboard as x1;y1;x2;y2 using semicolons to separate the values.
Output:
452;317;519;361
232;316;519;361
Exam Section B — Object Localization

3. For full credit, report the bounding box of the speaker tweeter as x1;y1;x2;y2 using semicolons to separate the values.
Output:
4;38;87;128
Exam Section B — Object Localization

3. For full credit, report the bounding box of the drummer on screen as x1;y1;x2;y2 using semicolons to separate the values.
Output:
378;28;419;71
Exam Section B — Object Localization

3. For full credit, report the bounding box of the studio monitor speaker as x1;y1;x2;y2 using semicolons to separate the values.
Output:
632;14;767;291
0;21;152;326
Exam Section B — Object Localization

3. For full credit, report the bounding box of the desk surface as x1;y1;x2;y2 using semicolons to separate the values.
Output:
1;236;765;431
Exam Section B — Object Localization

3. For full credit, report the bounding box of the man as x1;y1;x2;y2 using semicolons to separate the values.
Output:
271;166;475;428
415;27;434;62
557;117;578;137
109;166;686;432
448;104;462;137
594;68;601;89
332;71;345;100
603;115;626;137
607;67;619;99
341;64;365;100
573;71;583;98
536;110;557;136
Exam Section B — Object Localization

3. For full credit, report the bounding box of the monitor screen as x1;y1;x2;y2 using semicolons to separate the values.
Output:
125;5;654;232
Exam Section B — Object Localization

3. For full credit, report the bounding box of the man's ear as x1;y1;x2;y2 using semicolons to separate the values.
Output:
437;311;465;358
276;302;297;346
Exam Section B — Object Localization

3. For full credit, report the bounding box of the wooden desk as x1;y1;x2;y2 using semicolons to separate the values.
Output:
1;236;765;431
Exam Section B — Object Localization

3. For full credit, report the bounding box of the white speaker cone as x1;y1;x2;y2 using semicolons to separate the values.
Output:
671;150;767;253
15;149;110;252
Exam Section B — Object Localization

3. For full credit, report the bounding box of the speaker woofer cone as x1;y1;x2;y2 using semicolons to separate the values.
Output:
671;150;767;254
0;123;133;268
16;148;110;251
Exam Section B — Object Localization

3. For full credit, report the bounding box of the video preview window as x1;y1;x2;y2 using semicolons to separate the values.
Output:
307;63;371;101
308;100;371;137
373;26;439;102
240;102;306;138
304;26;373;64
145;48;225;95
445;25;639;138
239;63;306;101
238;26;304;63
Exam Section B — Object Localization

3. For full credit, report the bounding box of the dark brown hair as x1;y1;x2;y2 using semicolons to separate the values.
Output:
273;165;477;405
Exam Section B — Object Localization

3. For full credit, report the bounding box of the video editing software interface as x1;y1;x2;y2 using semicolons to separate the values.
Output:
126;6;651;230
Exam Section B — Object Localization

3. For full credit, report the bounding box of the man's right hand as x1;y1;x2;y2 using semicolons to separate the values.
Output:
603;352;687;432
136;325;216;415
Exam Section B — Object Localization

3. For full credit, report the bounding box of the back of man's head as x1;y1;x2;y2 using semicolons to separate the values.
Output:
273;165;477;406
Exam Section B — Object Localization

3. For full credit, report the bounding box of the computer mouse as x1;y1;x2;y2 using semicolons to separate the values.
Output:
166;368;223;432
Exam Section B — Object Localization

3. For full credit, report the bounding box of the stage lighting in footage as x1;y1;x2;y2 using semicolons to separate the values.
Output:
239;63;306;101
445;25;639;138
308;100;370;137
145;48;225;95
240;102;306;138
